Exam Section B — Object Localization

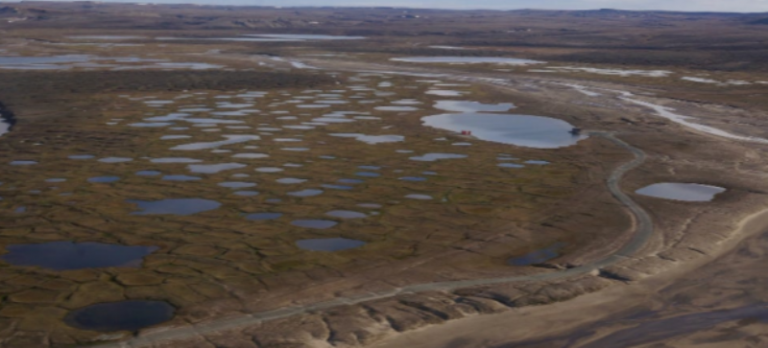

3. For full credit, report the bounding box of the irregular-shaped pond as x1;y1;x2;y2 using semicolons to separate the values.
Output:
507;242;566;266
296;238;366;251
434;100;515;113
245;212;283;221
422;113;586;149
219;182;256;188
65;300;175;332
409;153;467;162
89;176;120;183
0;241;158;270
163;175;201;181
325;210;367;219
291;219;337;229
128;198;221;215
288;189;324;197
188;163;246;174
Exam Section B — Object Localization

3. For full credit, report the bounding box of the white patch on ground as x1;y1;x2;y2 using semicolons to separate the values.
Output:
550;66;672;77
560;83;601;97
682;77;719;84
622;98;768;144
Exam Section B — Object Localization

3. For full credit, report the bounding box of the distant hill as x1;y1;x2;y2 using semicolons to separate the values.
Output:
748;17;768;25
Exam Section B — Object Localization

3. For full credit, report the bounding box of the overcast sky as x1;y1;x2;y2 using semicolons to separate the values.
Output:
26;0;768;12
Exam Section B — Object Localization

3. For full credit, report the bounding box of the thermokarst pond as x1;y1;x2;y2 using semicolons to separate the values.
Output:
88;176;120;183
421;113;587;149
296;238;366;251
0;241;158;270
65;300;175;332
635;183;726;202
245;212;283;221
291;219;338;229
128;198;221;215
507;242;567;266
433;100;516;113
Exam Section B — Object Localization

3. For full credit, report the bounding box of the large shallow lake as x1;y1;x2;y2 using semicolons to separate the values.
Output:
422;113;586;149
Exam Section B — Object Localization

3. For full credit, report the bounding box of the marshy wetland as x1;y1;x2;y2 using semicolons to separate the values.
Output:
1;3;768;348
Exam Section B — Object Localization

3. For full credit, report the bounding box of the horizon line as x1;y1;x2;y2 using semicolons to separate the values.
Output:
4;1;768;14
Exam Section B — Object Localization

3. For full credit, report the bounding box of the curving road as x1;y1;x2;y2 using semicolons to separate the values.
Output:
90;131;652;348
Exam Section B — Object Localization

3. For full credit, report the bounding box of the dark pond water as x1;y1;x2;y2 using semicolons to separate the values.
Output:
322;184;354;190
296;238;366;251
89;176;120;183
65;300;175;332
355;172;380;177
245;212;283;221
400;176;427;182
291;219;338;229
325;210;367;219
218;182;256;188
507;242;566;266
0;241;158;270
128;198;221;215
163;175;201;181
98;157;133;163
338;178;364;184
288;189;324;197
234;191;260;196
136;170;162;176
276;178;307;184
